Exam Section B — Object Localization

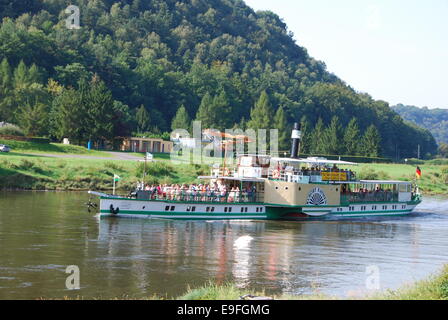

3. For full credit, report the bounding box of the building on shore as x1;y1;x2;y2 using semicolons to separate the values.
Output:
121;137;173;154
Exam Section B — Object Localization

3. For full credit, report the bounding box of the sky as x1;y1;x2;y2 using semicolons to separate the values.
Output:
244;0;448;109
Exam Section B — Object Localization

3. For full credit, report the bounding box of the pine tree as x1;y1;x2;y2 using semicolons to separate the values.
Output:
361;125;382;157
171;104;191;131
274;106;288;151
212;90;232;130
247;91;273;130
299;116;312;155
0;58;11;89
51;87;85;144
86;77;114;142
311;118;326;155
195;92;214;128
27;64;41;84
0;58;13;121
343;118;360;156
136;104;151;133
18;102;48;136
324;116;342;155
13;60;28;88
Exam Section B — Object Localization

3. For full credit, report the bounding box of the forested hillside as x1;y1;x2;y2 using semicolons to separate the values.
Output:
0;0;438;159
392;104;448;145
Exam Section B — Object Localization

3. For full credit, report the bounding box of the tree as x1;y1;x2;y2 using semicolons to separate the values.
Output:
247;91;273;130
361;125;382;157
171;104;191;131
212;90;232;130
311;118;326;155
86;77;114;142
136;104;151;133
0;58;13;121
438;143;448;158
274;106;288;151
51;87;86;144
299;116;312;155
13;60;28;88
111;100;133;138
324;116;342;155
195;92;214;128
343;118;360;156
18;101;48;136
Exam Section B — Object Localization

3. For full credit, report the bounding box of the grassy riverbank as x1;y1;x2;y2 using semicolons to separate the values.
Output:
0;153;208;191
0;139;112;156
0;147;447;194
355;162;448;195
177;265;448;300
55;265;448;300
175;265;448;300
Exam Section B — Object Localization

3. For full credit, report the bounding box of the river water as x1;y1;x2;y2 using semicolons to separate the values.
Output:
0;191;447;299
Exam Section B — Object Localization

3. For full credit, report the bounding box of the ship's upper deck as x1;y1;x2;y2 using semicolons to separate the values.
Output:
213;155;359;184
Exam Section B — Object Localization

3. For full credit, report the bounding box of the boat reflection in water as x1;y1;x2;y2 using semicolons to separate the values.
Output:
96;214;443;298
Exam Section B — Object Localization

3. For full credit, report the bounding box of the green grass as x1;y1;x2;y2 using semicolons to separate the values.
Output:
0;139;110;156
47;265;448;300
178;265;448;300
352;162;448;195
0;153;208;191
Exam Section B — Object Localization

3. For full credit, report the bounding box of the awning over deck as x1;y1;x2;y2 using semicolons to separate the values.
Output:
359;180;411;185
270;157;358;166
197;176;265;183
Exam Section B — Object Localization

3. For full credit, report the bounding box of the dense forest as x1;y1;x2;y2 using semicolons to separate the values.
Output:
392;104;448;145
0;0;438;159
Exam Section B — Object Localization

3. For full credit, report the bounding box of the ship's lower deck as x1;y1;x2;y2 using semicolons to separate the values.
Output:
98;196;421;220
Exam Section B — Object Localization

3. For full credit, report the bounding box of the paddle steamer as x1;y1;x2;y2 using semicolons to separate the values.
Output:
89;124;421;220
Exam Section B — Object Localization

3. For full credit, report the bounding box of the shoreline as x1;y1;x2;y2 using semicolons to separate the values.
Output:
1;152;447;195
43;265;448;300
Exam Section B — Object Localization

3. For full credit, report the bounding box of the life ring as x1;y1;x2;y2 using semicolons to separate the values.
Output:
273;170;280;179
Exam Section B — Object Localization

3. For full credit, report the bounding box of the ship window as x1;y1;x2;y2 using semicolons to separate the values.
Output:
260;207;263;212
228;207;232;213
256;208;259;212
165;206;170;211
275;187;279;190
285;187;289;190
206;207;210;212
142;206;146;209
241;207;244;213
211;207;215;212
187;206;191;212
192;207;196;212
298;187;302;191
224;207;228;213
170;206;175;211
245;207;248;213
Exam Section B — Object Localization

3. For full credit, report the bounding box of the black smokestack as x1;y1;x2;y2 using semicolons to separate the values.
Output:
290;122;301;159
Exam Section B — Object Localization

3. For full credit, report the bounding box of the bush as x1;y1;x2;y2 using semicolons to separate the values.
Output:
0;125;25;136
358;167;391;180
405;158;425;165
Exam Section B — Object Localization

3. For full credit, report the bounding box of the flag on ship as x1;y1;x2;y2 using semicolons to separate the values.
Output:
416;166;422;179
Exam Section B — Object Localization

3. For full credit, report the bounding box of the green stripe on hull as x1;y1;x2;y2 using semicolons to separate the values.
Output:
100;210;269;220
